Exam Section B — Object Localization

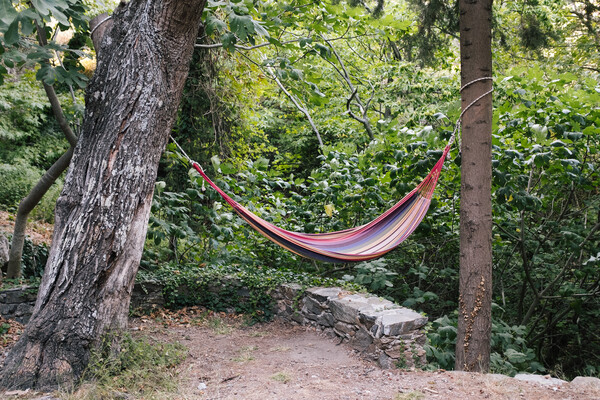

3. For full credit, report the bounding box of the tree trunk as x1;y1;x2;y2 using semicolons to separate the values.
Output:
455;0;493;373
6;148;73;278
6;18;80;279
0;0;206;390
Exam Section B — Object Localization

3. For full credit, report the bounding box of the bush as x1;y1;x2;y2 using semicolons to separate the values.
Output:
0;163;41;209
30;179;62;223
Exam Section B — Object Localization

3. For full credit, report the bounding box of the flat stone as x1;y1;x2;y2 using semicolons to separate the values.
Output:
306;287;342;303
358;310;378;329
329;298;360;324
486;373;513;384
380;308;428;336
569;376;600;390
514;374;567;386
384;348;404;359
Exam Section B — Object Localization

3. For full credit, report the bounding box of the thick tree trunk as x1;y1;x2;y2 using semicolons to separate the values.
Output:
0;0;206;390
455;0;493;372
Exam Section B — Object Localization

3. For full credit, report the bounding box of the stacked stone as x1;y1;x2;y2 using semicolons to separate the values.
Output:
272;285;428;369
0;287;37;323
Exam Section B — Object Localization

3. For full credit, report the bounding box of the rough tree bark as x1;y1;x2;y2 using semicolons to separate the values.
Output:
455;0;494;372
0;0;206;390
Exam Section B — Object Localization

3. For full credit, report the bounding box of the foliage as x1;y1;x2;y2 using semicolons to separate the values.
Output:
424;313;546;376
343;259;397;293
0;0;597;380
0;163;42;208
0;0;89;87
29;178;63;222
20;236;48;279
139;262;360;323
85;332;187;398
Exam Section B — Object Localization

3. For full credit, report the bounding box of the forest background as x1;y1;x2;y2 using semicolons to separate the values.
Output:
0;0;598;380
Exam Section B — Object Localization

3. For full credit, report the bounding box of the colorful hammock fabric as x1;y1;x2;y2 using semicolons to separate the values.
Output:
189;144;451;263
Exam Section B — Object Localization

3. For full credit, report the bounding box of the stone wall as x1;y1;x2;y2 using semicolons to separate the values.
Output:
1;281;428;369
0;286;37;323
272;284;428;369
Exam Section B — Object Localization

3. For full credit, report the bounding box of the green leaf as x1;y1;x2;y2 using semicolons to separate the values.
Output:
229;13;254;41
221;32;237;51
4;19;19;45
505;348;528;364
0;0;18;29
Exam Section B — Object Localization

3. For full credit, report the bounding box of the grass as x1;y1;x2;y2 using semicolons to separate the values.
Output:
269;345;291;352
232;345;258;362
271;371;291;383
393;391;425;400
62;332;189;400
208;316;234;335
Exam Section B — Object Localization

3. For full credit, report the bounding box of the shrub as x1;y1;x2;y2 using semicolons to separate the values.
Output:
0;163;41;209
30;179;63;223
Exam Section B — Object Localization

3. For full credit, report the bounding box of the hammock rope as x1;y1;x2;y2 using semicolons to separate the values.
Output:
169;77;493;263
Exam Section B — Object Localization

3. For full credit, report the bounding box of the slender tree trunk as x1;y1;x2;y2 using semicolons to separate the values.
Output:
455;0;494;373
0;0;206;390
5;20;80;279
6;148;73;278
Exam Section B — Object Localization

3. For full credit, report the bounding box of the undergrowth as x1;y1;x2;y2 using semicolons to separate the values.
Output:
138;263;362;323
72;332;188;400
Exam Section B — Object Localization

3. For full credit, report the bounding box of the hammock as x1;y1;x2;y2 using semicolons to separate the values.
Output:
184;144;451;263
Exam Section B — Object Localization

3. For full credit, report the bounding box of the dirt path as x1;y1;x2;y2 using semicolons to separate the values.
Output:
134;314;599;400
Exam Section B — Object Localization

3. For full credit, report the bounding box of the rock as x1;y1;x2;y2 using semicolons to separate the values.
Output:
380;309;428;336
0;303;17;316
315;312;335;327
350;327;373;351
278;283;303;300
378;352;394;369
306;287;342;303
302;296;324;316
514;373;567;386
569;376;600;390
384;348;404;359
130;282;165;311
2;287;37;303
290;311;304;324
329;297;360;324
334;321;356;335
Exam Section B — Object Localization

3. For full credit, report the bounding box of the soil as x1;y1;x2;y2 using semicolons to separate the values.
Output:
129;311;600;400
0;211;54;245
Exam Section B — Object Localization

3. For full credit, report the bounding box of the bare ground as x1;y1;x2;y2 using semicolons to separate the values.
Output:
129;313;599;400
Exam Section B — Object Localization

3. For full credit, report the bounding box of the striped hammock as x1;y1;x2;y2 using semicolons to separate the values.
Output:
189;144;451;263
